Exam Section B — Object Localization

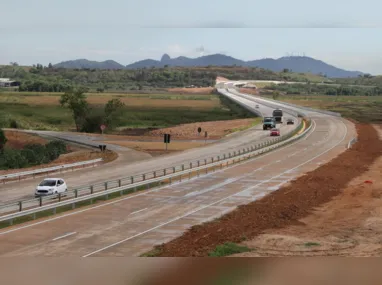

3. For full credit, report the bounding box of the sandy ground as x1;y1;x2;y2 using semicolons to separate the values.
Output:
216;76;229;82
166;87;214;94
233;124;382;257
67;118;259;156
238;88;259;95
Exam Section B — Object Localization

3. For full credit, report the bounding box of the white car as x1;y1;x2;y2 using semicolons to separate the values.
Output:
35;178;67;197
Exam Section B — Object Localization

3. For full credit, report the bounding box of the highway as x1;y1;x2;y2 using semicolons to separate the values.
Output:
0;85;355;257
0;91;298;203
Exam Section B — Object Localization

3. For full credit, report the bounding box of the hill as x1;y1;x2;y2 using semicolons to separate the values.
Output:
126;54;363;78
54;59;125;70
53;54;364;78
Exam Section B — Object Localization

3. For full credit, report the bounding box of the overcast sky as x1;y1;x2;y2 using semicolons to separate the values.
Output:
1;0;382;74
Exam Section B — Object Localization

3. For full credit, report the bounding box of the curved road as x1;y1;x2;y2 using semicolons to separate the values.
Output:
0;86;355;257
0;93;299;203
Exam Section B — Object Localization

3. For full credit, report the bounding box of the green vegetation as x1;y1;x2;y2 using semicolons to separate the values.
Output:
0;129;7;152
0;91;255;131
262;94;382;123
0;65;331;92
208;242;252;257
304;242;320;247
263;83;381;96
0;138;67;170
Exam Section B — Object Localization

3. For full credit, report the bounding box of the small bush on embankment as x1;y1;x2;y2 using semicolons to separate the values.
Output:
0;139;68;170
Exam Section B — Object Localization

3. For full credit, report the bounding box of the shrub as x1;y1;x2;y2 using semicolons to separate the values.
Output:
9;120;19;129
0;148;28;169
0;129;7;152
1;140;68;170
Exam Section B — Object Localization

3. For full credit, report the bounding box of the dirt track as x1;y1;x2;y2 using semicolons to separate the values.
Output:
155;124;382;257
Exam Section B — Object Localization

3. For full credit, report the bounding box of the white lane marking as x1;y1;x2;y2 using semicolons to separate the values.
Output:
129;208;148;215
0;118;317;237
184;178;237;197
83;121;347;257
52;232;77;241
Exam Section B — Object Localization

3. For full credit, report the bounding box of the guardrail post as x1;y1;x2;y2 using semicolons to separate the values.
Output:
143;174;146;181
224;154;226;159
39;196;42;207
90;185;94;194
164;169;167;175
131;177;134;184
182;165;184;171
190;162;192;169
154;171;156;178
118;179;121;187
173;167;175;173
18;201;22;212
9;219;13;226
218;156;220;161
58;193;61;202
75;189;78;198
198;161;200;167
104;182;108;190
204;159;207;165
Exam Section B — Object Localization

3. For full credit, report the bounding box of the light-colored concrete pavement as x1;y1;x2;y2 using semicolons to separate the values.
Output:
0;87;356;257
0;93;298;203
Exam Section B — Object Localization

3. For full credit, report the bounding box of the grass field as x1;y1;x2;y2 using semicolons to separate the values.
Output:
0;92;253;131
263;94;382;123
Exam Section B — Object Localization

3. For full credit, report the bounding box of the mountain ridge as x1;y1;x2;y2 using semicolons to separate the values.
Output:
54;54;364;78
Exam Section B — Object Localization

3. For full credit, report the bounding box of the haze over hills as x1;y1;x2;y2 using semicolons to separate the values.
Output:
54;54;364;78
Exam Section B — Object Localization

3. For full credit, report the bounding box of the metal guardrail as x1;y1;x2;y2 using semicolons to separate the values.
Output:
0;117;311;225
347;137;358;149
0;158;103;184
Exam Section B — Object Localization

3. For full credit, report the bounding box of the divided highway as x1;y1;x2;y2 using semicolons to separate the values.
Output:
0;85;355;257
0;93;298;203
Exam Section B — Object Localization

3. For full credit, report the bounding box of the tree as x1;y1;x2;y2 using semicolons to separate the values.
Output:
0;129;7;153
59;88;89;131
104;98;125;129
48;63;53;69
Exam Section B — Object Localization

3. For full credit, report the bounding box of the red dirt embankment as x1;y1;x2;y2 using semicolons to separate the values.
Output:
155;124;382;257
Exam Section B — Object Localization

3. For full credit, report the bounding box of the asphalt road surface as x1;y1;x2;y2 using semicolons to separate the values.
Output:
0;87;356;257
0;92;298;203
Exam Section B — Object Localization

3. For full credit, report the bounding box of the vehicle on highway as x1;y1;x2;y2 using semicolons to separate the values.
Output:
286;118;295;125
35;178;67;197
263;117;276;130
270;128;280;136
272;109;283;123
255;104;259;108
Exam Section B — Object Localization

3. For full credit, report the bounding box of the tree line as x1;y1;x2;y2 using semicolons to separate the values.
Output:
0;65;329;93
